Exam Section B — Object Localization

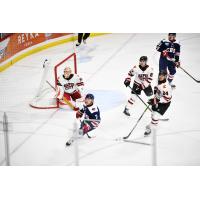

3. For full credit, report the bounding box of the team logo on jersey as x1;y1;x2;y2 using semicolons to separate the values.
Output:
165;43;169;46
138;74;148;81
64;83;74;90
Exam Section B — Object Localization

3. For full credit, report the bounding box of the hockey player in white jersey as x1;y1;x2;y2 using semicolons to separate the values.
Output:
144;70;172;136
56;66;84;110
123;56;154;116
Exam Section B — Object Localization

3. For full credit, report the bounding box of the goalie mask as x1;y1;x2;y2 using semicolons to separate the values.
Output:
64;67;72;78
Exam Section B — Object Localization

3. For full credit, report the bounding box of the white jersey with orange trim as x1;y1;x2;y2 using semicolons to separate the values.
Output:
155;80;172;103
57;74;84;94
127;65;154;88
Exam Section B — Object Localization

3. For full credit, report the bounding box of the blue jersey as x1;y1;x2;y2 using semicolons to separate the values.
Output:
156;39;180;62
80;104;101;121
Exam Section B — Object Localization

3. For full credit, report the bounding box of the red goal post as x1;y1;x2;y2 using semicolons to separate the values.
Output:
30;53;77;109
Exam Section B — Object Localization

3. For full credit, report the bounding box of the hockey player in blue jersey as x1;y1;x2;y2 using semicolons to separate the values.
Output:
156;33;180;88
76;93;101;134
66;93;101;146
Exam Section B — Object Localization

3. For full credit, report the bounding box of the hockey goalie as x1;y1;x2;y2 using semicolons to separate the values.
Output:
56;66;84;111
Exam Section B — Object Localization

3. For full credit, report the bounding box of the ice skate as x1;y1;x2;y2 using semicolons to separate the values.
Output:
144;125;151;136
123;107;130;116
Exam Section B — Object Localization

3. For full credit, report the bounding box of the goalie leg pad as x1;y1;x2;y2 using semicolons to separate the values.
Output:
70;90;82;101
63;92;71;101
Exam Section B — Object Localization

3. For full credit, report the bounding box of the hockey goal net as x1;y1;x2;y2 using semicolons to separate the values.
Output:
30;53;77;109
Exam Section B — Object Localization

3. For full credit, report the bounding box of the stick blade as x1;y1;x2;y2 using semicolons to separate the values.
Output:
123;139;151;146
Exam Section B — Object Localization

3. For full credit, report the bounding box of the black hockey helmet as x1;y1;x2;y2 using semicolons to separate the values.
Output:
168;33;176;36
159;70;167;77
85;93;94;100
139;56;148;62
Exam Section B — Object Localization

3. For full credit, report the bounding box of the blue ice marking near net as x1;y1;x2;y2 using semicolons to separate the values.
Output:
85;89;126;112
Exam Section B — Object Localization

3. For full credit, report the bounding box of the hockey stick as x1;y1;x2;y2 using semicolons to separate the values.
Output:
63;97;79;111
165;55;200;83
128;86;169;121
46;80;56;91
123;104;150;140
123;139;151;146
179;66;200;83
46;80;78;111
128;85;152;112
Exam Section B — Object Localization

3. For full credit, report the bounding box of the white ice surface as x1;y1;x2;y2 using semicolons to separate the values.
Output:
0;33;200;165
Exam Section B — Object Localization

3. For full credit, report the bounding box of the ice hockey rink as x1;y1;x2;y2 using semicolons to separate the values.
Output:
1;33;200;165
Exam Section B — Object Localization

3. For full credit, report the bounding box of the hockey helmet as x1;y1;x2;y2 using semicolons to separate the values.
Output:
139;56;148;62
159;70;167;77
168;33;176;37
85;93;94;100
64;66;72;73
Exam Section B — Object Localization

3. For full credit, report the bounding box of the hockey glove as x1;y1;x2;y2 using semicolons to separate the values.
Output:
175;61;180;68
124;77;131;87
76;109;84;118
139;83;145;90
131;84;141;95
154;86;158;95
162;50;168;57
148;98;159;106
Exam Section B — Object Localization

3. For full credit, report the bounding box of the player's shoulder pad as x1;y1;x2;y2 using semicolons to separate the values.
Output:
174;40;181;45
162;39;167;42
88;104;99;113
149;66;154;71
73;74;80;80
75;74;83;80
58;75;64;82
73;74;78;78
132;65;137;69
163;39;171;43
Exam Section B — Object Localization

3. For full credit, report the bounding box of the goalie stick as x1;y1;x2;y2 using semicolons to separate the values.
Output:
128;86;169;121
46;80;78;111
